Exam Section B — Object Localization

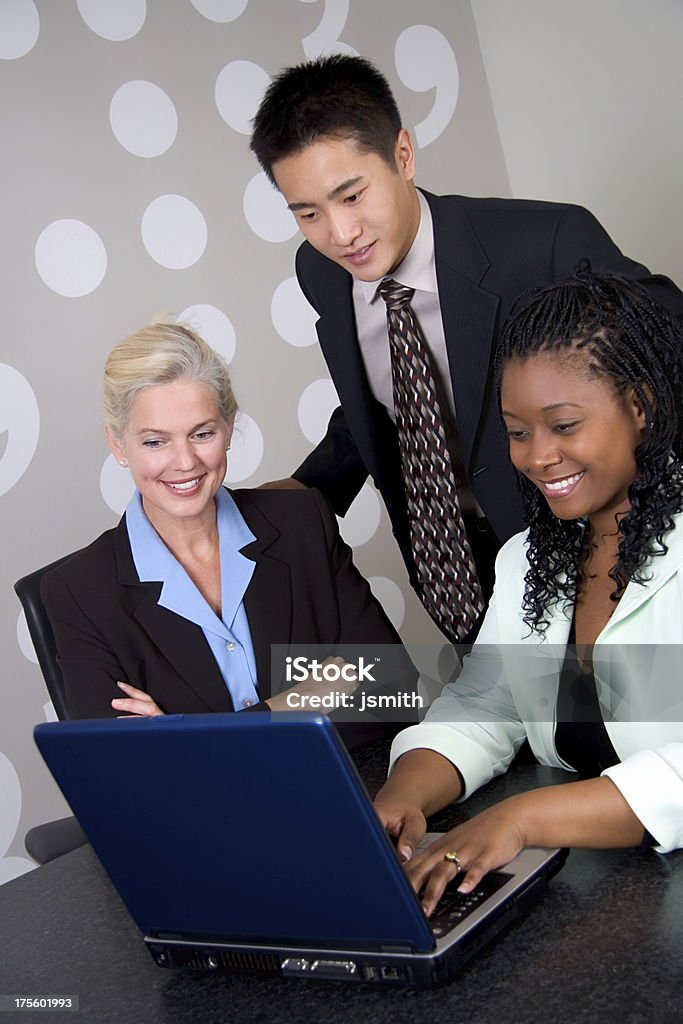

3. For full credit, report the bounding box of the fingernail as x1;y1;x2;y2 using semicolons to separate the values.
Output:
117;681;129;690
399;845;412;861
111;699;123;707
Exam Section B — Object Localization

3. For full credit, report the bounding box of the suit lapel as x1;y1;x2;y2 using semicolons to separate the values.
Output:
425;191;501;466
113;518;235;712
230;492;293;700
309;261;390;483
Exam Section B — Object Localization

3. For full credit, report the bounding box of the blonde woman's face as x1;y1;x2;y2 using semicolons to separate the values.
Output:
106;380;232;534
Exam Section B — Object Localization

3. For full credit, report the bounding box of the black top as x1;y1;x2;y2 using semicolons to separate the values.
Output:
555;623;657;846
554;619;620;777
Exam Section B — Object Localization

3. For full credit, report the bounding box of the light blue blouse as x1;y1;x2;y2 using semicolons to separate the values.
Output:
125;488;260;709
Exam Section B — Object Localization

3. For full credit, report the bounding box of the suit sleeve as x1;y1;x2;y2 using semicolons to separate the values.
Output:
552;204;683;318
309;489;419;721
293;405;368;516
290;247;369;515
602;746;683;854
40;569;126;719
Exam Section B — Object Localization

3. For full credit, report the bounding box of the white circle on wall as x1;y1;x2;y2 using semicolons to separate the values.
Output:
110;80;178;158
141;195;207;270
299;0;357;59
35;219;107;298
16;610;37;664
0;752;22;857
43;701;58;723
271;277;317;348
215;60;270;136
100;454;135;515
337;483;381;547
0;364;40;498
226;413;264;482
368;575;406;631
0;750;34;878
297;378;339;444
395;25;459;149
0;856;34;884
177;305;236;363
0;0;39;60
190;0;248;22
243;172;298;244
76;0;146;41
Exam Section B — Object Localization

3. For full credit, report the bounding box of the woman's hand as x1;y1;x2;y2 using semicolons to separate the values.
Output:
266;656;359;714
111;681;164;718
406;798;527;915
402;776;650;915
374;794;427;863
374;749;464;863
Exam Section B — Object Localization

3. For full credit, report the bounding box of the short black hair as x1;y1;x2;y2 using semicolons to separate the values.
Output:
496;262;683;635
250;55;402;185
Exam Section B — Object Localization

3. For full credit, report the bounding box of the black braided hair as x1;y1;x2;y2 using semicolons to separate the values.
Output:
495;261;683;635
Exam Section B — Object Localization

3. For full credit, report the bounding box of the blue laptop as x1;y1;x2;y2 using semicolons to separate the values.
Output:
34;713;566;986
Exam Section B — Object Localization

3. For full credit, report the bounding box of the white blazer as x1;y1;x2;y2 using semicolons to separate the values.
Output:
391;515;683;852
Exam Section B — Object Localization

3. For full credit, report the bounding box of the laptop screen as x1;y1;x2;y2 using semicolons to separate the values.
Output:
34;713;436;952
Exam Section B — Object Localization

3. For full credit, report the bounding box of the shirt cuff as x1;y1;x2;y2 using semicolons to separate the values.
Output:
602;744;683;853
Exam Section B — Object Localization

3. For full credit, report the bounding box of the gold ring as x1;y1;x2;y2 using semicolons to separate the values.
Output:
443;851;462;869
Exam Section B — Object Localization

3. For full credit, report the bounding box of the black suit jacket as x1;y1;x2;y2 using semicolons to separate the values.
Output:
293;191;683;585
41;488;413;723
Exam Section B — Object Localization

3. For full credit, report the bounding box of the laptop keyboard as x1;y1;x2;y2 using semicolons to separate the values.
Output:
429;871;513;938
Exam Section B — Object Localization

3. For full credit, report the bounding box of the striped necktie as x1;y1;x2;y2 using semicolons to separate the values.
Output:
378;277;485;641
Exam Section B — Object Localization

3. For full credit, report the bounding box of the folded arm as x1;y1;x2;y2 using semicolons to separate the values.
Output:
41;569;137;719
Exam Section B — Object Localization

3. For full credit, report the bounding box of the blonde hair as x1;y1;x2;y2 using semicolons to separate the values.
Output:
103;319;237;438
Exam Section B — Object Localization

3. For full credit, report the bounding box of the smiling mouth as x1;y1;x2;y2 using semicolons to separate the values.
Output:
539;472;584;496
163;477;203;494
344;242;375;261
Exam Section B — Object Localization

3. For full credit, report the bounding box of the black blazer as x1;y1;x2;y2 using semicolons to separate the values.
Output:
293;191;683;585
41;488;414;722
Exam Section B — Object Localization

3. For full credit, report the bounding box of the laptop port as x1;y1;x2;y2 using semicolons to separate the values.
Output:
310;960;358;978
380;965;404;981
281;958;310;975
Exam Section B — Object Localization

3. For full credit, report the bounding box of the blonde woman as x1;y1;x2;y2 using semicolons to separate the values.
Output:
42;320;413;728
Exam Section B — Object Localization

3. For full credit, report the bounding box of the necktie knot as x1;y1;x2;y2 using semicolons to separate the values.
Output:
377;277;414;311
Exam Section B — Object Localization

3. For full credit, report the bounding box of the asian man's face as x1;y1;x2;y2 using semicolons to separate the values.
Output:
272;130;421;283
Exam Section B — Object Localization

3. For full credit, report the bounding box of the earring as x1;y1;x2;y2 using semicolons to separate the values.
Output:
119;460;127;467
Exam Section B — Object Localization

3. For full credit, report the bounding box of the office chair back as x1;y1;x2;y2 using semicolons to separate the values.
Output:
14;551;82;722
15;550;88;862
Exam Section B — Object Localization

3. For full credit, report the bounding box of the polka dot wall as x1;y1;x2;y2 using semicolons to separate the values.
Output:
2;0;505;878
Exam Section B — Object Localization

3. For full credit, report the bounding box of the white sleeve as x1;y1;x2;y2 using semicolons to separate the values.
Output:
389;560;529;797
602;743;683;853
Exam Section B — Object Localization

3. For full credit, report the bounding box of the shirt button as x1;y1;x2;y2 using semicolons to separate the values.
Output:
226;642;236;652
242;699;253;708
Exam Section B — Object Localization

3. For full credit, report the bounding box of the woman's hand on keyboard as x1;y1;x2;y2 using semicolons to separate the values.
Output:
374;795;427;864
404;800;527;916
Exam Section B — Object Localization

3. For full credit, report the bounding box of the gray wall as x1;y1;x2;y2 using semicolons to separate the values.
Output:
0;0;680;881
